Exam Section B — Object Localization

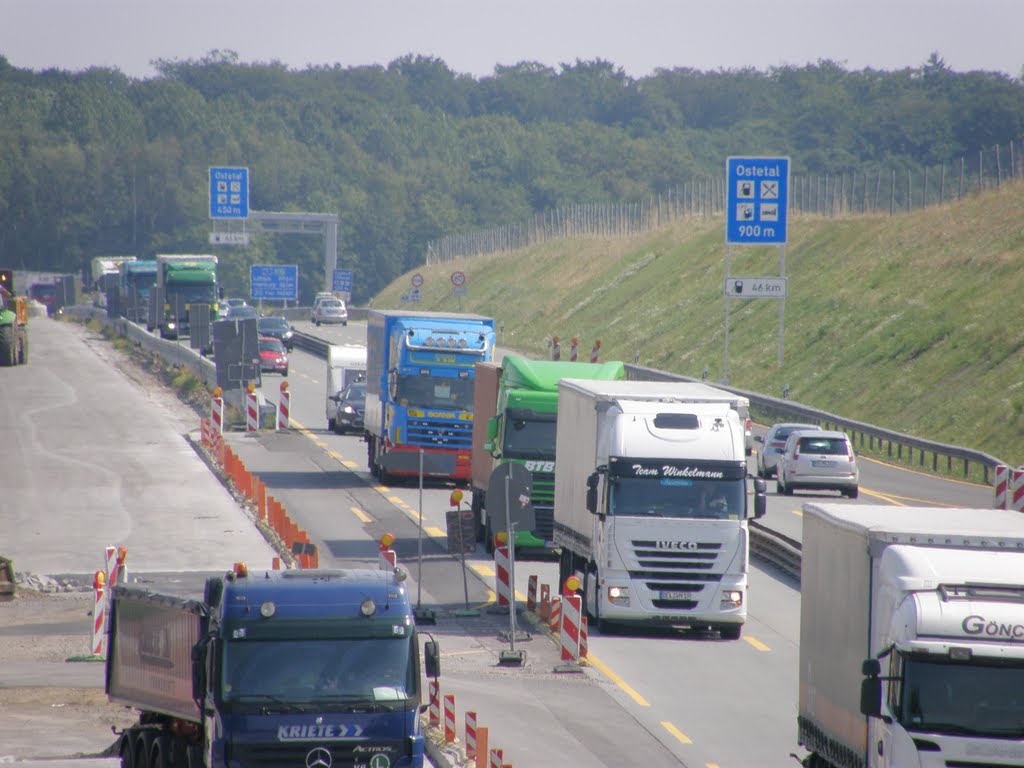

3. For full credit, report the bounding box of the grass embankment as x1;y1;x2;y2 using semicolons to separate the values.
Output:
371;182;1024;467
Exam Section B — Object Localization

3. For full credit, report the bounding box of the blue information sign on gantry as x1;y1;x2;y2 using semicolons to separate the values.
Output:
209;166;250;219
332;269;353;293
250;265;298;301
726;156;789;245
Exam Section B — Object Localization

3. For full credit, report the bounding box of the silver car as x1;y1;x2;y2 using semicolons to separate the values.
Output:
776;429;859;498
311;297;348;326
755;422;819;478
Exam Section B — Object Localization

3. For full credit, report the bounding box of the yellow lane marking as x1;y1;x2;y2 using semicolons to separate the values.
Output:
425;526;445;537
471;564;494;577
660;721;692;745
858;453;988;488
350;506;372;524
860;488;907;506
340;460;358;469
743;635;771;652
388;496;405;504
584;652;649;707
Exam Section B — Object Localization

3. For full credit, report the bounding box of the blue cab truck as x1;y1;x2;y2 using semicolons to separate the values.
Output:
107;564;440;768
364;310;496;484
118;259;158;324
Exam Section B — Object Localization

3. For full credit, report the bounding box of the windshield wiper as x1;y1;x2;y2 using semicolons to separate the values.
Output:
232;694;309;713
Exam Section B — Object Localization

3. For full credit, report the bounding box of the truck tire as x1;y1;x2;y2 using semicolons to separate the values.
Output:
151;734;172;768
0;325;15;366
19;329;28;364
719;624;742;640
328;417;337;433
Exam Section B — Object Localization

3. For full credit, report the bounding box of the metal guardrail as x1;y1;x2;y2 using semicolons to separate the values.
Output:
625;364;1007;484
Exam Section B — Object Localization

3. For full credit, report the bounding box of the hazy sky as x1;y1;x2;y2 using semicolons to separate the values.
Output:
2;0;1021;80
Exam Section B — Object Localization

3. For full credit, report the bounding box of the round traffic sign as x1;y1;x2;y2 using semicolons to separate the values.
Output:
451;271;466;287
411;273;424;288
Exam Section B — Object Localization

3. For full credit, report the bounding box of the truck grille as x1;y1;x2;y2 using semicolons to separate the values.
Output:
529;470;555;540
629;539;724;610
406;418;473;449
231;740;410;768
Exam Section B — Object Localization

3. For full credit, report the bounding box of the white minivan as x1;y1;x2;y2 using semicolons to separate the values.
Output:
776;429;859;498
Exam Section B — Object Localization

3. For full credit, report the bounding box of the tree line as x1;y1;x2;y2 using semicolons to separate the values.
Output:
0;50;1021;302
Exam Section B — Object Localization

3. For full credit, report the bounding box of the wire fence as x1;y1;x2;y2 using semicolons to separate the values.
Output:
426;138;1024;264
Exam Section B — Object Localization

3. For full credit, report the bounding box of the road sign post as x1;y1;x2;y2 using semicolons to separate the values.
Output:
724;156;791;379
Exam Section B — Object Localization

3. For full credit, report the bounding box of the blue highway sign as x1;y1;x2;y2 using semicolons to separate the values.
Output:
250;265;298;301
726;157;789;244
332;269;353;293
209;166;250;219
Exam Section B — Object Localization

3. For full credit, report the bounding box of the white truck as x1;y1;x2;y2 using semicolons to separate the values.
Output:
326;343;368;432
553;379;766;639
90;256;135;307
798;503;1024;768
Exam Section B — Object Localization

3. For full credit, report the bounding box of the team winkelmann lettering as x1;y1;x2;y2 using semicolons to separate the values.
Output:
631;464;726;479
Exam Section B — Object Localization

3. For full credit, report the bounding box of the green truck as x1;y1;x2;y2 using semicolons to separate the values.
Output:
470;354;625;553
0;269;28;366
152;254;220;339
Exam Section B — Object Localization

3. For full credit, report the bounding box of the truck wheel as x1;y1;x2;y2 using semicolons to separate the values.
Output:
719;624;743;640
17;329;27;364
150;734;172;768
0;325;15;366
328;418;336;433
775;479;785;495
119;729;138;768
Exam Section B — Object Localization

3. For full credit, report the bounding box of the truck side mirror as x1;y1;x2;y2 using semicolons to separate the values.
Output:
860;665;883;718
586;473;599;514
486;417;498;441
191;641;208;699
423;640;441;679
751;478;767;519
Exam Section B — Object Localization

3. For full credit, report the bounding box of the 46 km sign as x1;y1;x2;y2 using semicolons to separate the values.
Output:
724;277;787;298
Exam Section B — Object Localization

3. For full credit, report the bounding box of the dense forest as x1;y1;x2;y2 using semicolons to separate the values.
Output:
1;50;1022;302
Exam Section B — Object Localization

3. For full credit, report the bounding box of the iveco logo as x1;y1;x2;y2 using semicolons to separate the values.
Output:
656;541;698;550
306;747;332;768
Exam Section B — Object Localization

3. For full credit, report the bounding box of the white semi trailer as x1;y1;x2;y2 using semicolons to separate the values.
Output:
553;379;766;639
798;503;1024;768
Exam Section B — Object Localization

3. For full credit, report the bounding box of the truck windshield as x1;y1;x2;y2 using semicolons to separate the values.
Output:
608;477;745;519
221;636;416;706
503;417;556;459
898;655;1024;737
396;375;474;410
167;285;217;303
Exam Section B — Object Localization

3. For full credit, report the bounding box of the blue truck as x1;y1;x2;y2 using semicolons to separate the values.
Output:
365;309;496;484
107;564;440;768
118;259;158;324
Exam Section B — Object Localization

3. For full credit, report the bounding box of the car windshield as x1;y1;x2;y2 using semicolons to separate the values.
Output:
344;382;366;403
320;300;343;309
259;318;289;330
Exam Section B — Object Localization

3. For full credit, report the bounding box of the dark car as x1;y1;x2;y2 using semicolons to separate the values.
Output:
257;316;295;350
222;305;260;321
331;380;366;434
257;336;289;376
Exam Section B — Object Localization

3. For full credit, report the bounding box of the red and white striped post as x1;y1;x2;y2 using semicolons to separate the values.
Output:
493;544;512;607
1011;467;1024;513
91;570;106;656
489;749;504;768
590;339;601;363
557;593;583;669
246;383;259;432
994;463;1009;509
443;694;456;743
580;615;589;659
428;680;440;726
210;386;224;434
465;711;478;759
550;335;561;361
548;596;561;632
526;574;537;613
277;381;290;431
539;583;551;621
569;336;579;362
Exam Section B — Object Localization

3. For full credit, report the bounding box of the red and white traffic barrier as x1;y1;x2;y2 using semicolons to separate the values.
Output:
580;615;589;659
277;381;290;431
1011;467;1024;513
211;387;224;434
538;583;551;621
570;336;579;362
548;596;561;632
488;749;504;768
428;680;440;726
443;694;456;743
378;533;397;570
559;594;582;664
494;545;512;606
590;340;601;363
994;464;1009;509
91;570;106;656
105;545;127;588
246;385;259;432
465;711;478;760
526;575;537;612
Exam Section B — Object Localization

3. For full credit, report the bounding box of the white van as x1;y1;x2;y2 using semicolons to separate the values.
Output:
326;344;367;432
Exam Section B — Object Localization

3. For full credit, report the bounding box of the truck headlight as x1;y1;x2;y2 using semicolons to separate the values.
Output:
607;586;630;606
721;590;743;608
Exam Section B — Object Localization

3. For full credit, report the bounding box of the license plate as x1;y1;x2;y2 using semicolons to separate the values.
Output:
812;460;836;467
660;590;692;601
